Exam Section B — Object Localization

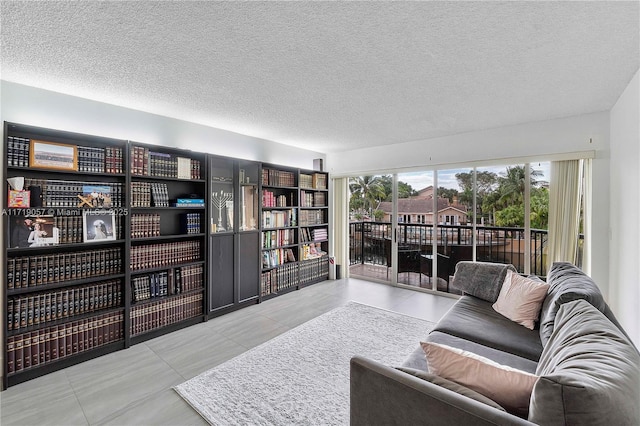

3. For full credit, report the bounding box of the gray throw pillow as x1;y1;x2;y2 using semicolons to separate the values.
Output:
538;262;605;346
529;299;640;425
396;367;506;412
450;261;516;303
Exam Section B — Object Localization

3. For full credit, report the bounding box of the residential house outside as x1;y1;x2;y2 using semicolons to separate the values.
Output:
377;186;468;225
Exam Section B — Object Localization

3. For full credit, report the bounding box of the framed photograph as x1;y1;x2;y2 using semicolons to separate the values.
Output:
8;215;59;248
81;185;113;208
30;140;78;171
83;211;116;242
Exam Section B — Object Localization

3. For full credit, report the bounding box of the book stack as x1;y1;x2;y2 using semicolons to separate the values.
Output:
312;173;327;190
130;182;151;207
23;179;123;208
313;228;328;241
77;146;105;173
300;243;326;261
181;212;201;234
7;248;122;289
6;312;124;374
299;209;325;226
262;168;296;187
262;209;296;228
105;146;124;174
261;229;295;248
299;173;313;189
299;255;329;285
130;147;201;179
130;293;203;337
131;213;160;238
174;198;205;208
259;262;298;296
150;183;169;207
129;240;200;271
7;279;122;332
7;136;31;167
262;248;296;269
132;264;203;302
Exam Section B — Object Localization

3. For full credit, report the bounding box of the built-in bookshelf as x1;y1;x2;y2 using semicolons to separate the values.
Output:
3;123;128;388
3;122;330;388
259;167;329;299
128;142;206;343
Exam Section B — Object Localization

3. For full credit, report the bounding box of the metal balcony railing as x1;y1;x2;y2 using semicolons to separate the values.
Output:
348;221;580;279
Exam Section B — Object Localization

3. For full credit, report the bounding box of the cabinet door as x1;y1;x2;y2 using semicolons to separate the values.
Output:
209;234;234;312
237;232;259;302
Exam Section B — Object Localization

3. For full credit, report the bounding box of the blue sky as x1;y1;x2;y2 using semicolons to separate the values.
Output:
397;162;551;191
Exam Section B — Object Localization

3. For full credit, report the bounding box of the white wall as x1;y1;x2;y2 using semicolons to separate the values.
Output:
609;69;640;347
327;112;612;300
0;81;324;167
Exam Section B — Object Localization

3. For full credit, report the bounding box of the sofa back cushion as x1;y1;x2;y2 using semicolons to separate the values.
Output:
529;299;640;425
450;261;516;303
539;262;605;346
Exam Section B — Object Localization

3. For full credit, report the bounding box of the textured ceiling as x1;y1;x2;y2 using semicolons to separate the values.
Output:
1;1;638;153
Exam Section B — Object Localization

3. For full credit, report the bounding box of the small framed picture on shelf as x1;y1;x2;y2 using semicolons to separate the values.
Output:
83;211;116;242
8;215;59;248
29;140;78;171
81;185;113;208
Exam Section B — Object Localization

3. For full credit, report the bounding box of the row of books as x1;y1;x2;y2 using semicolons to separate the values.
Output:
300;190;326;207
6;312;124;374
262;248;296;269
52;215;124;244
300;227;328;242
299;256;329;285
129;240;200;271
6;136;30;168
130;293;203;337
181;212;201;234
77;145;124;174
261;229;295;249
262;190;294;207
24;178;124;208
262;168;296;187
299;209;326;226
130;146;202;179
131;213;160;238
131;264;203;302
299;173;327;190
130;182;169;207
300;242;327;261
7;248;123;289
263;209;297;228
7;280;122;332
260;262;298;296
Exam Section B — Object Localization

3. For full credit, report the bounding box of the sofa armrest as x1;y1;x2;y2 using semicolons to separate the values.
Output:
350;356;534;426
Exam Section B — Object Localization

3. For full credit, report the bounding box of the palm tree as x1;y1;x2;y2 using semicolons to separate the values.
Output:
349;176;385;218
498;165;543;205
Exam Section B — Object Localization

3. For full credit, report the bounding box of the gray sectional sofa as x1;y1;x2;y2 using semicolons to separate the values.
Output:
351;261;640;425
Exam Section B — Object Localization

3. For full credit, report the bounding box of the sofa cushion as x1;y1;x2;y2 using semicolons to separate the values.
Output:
492;270;549;330
539;262;606;346
396;367;507;412
530;299;640;425
450;261;517;303
433;296;543;361
421;341;538;417
425;331;539;374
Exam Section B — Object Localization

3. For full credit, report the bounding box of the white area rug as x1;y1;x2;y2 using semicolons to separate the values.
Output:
174;301;434;425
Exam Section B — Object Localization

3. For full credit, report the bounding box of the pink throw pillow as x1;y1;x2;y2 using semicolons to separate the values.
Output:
421;341;538;416
492;270;549;329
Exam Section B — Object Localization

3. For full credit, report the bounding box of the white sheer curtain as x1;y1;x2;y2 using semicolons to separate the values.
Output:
331;177;349;279
548;160;583;265
581;159;592;274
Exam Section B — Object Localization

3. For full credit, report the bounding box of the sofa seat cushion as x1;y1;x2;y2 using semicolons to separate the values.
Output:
432;296;543;362
530;299;640;425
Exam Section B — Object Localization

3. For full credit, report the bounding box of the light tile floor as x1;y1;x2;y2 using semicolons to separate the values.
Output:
0;278;457;426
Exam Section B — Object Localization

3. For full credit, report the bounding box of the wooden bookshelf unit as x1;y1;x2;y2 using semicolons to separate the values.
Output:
2;122;330;389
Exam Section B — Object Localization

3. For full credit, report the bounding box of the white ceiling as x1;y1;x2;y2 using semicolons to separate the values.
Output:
1;1;638;154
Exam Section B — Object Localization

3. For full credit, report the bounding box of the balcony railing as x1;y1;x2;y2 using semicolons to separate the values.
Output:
349;222;579;281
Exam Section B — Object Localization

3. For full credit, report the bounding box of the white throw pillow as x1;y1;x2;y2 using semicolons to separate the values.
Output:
492;270;549;329
421;341;538;416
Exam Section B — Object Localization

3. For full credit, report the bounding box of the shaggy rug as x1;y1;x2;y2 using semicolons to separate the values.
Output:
174;301;434;425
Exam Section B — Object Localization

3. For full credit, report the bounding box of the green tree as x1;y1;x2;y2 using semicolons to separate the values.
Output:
349;176;385;217
437;187;459;203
